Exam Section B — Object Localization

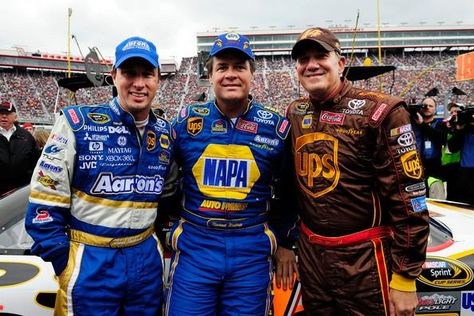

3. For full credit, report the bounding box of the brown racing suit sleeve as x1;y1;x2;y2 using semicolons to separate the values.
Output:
373;103;430;291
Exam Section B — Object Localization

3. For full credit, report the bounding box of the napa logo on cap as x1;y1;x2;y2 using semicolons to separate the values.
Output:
192;144;260;200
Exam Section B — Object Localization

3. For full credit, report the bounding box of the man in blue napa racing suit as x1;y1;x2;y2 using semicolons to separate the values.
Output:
164;32;297;316
25;36;173;316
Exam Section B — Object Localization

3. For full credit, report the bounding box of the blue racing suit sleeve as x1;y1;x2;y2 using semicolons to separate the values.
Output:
269;128;300;250
25;114;75;275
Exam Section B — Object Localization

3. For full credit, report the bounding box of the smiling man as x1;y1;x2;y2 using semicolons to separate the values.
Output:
25;36;174;315
164;32;296;316
283;27;430;316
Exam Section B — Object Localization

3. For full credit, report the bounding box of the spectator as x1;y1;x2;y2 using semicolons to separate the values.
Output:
22;122;35;134
447;106;474;205
412;97;447;198
32;128;50;151
0;101;39;195
441;102;462;201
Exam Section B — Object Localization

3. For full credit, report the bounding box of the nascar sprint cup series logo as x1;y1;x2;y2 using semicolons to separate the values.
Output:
294;132;340;198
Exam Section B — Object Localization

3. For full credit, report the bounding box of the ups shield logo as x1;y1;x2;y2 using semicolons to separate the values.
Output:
146;130;156;151
295;132;340;198
187;117;203;136
401;151;422;179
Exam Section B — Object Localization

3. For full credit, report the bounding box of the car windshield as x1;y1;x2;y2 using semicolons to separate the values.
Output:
427;216;454;250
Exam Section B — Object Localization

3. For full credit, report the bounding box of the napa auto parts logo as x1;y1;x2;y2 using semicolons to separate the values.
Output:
419;256;473;289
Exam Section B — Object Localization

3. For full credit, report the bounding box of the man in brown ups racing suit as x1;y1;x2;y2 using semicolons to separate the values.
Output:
280;27;430;316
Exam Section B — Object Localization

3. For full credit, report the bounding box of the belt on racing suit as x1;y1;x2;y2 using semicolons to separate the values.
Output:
182;209;268;230
68;226;154;248
301;222;393;247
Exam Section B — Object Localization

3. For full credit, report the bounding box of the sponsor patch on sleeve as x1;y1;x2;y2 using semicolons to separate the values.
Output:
410;196;427;212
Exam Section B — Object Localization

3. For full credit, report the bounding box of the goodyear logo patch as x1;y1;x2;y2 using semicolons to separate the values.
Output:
401;151;422;179
187;117;203;136
146;130;156;151
192;144;260;200
87;113;111;124
295;132;339;198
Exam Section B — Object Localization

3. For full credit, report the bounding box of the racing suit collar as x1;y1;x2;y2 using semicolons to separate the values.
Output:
212;95;253;118
109;97;156;127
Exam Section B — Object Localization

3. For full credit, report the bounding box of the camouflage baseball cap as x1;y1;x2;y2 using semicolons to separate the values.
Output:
291;27;341;59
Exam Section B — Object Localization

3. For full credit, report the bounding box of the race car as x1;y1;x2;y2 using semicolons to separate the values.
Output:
273;200;474;316
1;186;474;316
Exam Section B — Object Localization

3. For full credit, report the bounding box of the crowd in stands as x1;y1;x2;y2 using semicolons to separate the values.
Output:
0;51;472;123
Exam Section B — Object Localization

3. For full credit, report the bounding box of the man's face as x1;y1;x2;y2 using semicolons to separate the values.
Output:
0;112;16;130
421;98;436;117
449;106;460;116
295;47;345;101
209;51;253;108
112;58;159;121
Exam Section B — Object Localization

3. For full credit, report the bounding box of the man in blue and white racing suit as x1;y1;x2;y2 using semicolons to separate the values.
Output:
25;36;173;315
164;32;297;316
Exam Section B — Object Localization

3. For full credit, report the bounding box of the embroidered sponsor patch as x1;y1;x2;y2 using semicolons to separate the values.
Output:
147;130;156;151
211;119;227;134
159;134;170;149
68;109;80;124
39;161;63;173
400;151;422;179
371;103;388;121
192;107;210;116
236;119;258;134
32;208;53;224
319;111;345;125
411;196;427;212
302;115;312;128
87;113;110;124
397;132;415;147
390;124;412;137
187;117;203;136
37;171;58;190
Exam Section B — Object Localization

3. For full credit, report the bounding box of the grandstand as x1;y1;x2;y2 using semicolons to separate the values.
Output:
0;24;472;124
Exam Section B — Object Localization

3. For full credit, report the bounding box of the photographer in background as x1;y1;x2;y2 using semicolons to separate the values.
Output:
440;102;462;201
447;104;474;205
411;97;447;198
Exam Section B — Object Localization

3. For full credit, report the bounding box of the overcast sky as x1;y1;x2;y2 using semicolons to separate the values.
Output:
1;0;473;62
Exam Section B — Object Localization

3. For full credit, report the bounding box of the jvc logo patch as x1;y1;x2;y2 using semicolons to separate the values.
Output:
203;158;249;188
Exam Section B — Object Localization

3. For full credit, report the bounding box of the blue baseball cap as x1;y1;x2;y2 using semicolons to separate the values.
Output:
209;32;255;60
114;36;160;69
